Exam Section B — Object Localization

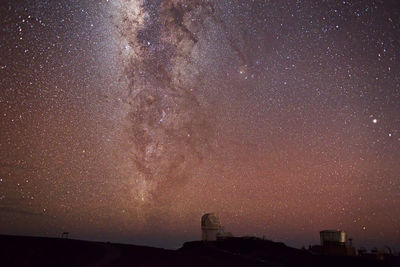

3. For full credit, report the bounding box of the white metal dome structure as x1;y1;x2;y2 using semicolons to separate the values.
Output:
201;213;222;241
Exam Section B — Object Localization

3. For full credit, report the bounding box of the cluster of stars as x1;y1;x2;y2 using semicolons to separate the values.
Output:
0;0;399;250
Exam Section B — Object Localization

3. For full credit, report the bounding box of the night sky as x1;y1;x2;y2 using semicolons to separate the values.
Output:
1;0;399;250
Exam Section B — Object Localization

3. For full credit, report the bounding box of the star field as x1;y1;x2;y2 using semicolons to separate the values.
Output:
0;0;399;249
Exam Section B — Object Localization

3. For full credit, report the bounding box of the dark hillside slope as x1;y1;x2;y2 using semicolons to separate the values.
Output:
0;235;398;267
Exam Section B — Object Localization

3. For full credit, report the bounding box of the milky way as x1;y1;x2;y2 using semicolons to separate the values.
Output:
114;0;218;205
0;0;399;249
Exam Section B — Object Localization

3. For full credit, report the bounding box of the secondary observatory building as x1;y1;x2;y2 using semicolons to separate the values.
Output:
320;230;346;246
309;230;355;256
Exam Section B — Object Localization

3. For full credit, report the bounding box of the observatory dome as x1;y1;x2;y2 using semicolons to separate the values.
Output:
201;213;221;230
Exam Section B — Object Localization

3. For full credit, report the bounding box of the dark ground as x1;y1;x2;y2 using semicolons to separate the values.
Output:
0;235;399;266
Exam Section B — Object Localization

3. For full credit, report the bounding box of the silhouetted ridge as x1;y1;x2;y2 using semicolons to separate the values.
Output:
1;235;398;266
